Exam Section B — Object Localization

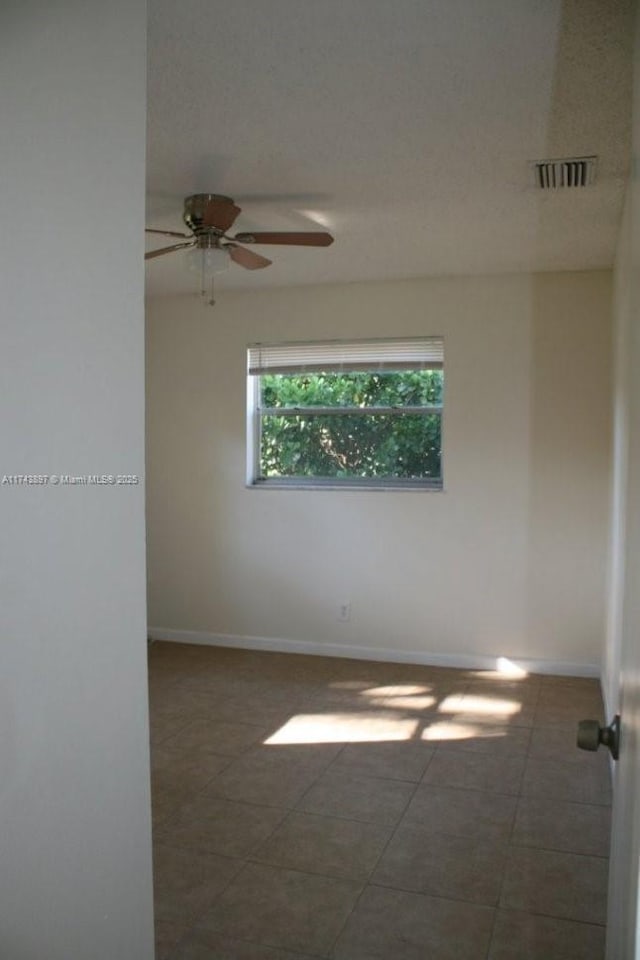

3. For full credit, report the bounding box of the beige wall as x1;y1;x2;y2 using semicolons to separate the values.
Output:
0;2;153;957
147;270;611;673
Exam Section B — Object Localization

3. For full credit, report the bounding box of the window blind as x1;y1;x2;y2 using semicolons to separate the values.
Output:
247;337;443;375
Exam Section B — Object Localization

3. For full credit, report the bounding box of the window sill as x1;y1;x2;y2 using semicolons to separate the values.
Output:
247;478;444;492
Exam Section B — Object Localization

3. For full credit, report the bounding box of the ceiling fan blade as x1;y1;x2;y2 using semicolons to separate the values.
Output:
145;241;195;260
233;231;334;247
202;197;242;232
227;243;272;270
145;227;191;239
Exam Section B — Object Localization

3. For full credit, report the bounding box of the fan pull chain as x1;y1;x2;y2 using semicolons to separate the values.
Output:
196;252;215;307
196;248;216;306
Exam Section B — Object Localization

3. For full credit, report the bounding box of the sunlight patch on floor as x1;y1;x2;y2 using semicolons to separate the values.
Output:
264;713;511;746
264;713;418;744
466;658;530;681
421;721;508;742
496;656;528;678
367;694;439;710
438;694;521;716
362;684;433;697
361;684;443;710
386;697;438;711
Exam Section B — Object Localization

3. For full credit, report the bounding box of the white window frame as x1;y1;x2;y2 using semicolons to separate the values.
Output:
246;337;444;490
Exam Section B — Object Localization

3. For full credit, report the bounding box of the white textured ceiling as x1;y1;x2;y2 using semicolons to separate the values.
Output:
146;0;632;296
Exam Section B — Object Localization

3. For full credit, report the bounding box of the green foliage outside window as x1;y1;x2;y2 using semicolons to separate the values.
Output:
258;370;443;482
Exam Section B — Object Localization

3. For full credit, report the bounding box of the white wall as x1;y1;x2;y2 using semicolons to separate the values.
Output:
0;3;153;958
147;270;611;674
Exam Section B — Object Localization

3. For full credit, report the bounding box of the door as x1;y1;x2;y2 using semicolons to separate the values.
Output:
605;13;640;953
606;264;640;956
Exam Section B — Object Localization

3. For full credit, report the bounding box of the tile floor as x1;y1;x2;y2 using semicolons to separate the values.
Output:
149;642;612;960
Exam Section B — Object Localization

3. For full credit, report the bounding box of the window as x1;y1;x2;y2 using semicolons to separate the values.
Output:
247;338;443;489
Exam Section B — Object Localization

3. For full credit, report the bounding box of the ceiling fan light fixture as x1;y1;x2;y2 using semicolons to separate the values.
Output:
186;244;231;307
186;245;231;275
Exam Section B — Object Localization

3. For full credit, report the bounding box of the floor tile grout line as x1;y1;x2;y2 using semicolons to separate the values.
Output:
159;797;607;862
164;789;423;825
320;731;436;958
330;882;499;958
165;928;191;960
369;876;502;911
416;776;524;799
489;903;608;928
153;759;237;828
365;883;501;912
181;860;366;960
169;920;331;960
482;691;536;959
244;849;384;887
507;840;610;861
157;817;610;888
291;752;416;815
490;679;610;943
157;851;247;955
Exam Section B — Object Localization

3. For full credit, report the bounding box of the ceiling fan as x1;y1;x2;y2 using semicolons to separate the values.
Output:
145;193;334;271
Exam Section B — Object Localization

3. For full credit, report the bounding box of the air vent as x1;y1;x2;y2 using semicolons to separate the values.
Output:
534;156;597;189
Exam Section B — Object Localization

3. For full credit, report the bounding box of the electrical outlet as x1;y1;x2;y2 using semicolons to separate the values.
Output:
338;602;351;622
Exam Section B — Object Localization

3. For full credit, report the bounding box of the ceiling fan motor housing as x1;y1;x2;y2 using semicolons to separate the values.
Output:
183;194;234;237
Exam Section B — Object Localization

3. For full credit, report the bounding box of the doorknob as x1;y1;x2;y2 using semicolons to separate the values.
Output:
577;714;620;761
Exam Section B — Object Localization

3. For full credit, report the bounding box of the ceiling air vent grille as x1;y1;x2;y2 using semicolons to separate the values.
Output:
534;156;597;189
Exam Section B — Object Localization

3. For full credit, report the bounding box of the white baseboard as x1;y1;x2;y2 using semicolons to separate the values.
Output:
147;626;601;678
